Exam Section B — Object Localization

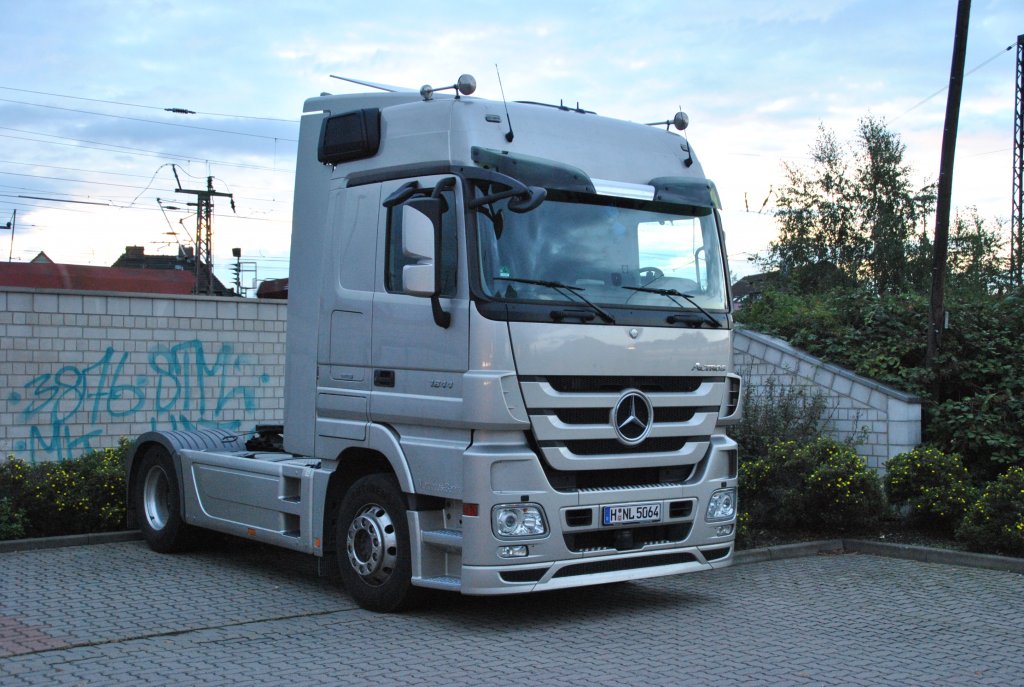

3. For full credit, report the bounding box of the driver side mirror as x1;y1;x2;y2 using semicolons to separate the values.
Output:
401;197;442;296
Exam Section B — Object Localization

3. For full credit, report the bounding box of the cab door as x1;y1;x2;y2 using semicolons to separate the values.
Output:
369;175;470;438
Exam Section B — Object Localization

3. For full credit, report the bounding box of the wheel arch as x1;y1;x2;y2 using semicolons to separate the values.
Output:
125;429;247;527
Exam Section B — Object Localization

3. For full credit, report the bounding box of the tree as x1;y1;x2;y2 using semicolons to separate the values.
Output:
947;208;1006;296
762;118;936;295
767;125;863;290
855;117;936;294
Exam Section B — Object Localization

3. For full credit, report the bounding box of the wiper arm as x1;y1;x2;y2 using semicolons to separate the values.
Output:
622;285;722;328
495;277;616;324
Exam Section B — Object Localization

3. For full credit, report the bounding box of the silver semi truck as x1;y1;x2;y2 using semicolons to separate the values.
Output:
126;76;742;612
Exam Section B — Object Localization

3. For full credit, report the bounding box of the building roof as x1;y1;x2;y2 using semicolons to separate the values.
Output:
0;261;196;294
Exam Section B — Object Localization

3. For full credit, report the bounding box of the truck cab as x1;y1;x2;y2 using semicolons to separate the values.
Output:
126;80;741;612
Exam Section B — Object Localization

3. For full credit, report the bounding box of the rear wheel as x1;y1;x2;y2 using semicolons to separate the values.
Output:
336;474;415;612
133;446;194;553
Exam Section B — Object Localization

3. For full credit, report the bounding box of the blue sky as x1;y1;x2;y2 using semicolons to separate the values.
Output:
0;0;1021;286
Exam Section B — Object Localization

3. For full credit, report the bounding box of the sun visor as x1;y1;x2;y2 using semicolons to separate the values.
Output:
471;146;595;194
649;177;721;209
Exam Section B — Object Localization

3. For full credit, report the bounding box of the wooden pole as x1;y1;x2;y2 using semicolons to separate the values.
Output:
926;0;971;372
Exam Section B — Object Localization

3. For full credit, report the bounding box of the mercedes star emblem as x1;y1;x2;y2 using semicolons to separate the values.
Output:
611;390;653;445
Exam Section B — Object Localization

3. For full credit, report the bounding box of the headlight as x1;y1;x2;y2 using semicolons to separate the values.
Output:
706;488;737;522
492;504;547;538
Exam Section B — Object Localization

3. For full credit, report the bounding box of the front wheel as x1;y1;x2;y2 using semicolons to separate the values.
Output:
335;474;416;612
132;445;195;553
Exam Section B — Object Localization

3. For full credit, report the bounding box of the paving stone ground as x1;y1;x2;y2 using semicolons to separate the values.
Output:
0;539;1021;686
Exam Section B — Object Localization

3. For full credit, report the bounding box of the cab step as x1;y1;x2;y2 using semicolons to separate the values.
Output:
421;528;463;552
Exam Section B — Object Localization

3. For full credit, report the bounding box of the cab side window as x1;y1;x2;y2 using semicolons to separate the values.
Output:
385;189;457;297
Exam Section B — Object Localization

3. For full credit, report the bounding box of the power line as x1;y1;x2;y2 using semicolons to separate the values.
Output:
0;127;294;173
0;158;292;195
0;85;298;123
0;97;298;141
0;168;288;206
891;43;1014;123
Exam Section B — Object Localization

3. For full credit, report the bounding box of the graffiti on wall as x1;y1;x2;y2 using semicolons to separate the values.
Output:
7;339;272;462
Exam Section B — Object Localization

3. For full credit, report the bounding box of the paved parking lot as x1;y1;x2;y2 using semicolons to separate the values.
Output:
0;539;1022;686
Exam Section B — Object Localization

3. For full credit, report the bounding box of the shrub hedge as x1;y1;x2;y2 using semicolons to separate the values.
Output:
956;466;1024;557
740;437;883;539
884;447;976;535
0;439;128;540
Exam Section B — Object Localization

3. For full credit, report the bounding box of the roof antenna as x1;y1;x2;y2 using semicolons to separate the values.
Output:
495;64;514;142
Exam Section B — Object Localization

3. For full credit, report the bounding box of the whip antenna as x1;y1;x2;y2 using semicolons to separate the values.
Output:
495;64;514;142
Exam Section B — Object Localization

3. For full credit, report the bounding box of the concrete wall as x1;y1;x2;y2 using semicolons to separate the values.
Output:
0;288;286;463
733;328;921;469
1;286;920;468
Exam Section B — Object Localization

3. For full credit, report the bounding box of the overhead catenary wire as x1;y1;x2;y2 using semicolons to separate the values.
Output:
0;126;295;173
0;97;298;141
0;85;298;123
890;43;1015;123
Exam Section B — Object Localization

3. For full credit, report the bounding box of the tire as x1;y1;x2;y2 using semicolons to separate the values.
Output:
335;474;416;612
132;445;195;553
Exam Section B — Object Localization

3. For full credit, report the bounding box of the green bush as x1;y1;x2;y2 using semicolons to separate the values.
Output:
884;447;976;535
956;466;1024;557
0;439;129;540
741;437;883;536
0;497;27;540
803;444;885;533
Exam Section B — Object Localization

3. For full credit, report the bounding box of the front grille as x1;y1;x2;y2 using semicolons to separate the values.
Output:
564;523;692;553
520;374;721;485
552;552;696;578
540;452;695;492
552;407;697;425
560;437;691;456
543;376;705;393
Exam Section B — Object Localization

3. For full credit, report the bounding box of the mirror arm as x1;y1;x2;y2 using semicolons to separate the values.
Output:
431;296;451;329
383;180;420;208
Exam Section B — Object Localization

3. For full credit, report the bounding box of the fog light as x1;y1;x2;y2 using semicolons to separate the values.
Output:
716;524;734;537
706;488;737;522
492;504;547;538
498;545;529;558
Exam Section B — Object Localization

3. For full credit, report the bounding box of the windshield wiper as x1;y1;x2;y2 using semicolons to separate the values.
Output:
495;277;616;324
622;285;722;328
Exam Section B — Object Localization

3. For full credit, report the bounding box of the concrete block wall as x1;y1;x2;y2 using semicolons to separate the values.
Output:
0;287;287;463
733;328;922;469
1;284;920;470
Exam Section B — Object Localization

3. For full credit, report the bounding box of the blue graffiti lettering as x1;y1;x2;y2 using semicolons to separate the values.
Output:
8;339;269;463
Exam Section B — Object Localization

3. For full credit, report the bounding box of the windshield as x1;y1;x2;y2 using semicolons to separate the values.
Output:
475;189;728;311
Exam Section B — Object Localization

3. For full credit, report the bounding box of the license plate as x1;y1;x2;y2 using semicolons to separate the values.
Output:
602;502;661;526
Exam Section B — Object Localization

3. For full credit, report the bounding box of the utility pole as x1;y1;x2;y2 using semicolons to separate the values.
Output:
1011;33;1024;288
173;169;234;295
927;0;971;371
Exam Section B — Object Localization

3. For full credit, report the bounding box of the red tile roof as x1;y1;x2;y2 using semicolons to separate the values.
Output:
0;262;196;294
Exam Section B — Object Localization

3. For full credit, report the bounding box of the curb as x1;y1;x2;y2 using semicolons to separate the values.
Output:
0;530;143;554
736;538;1024;575
843;538;1024;574
734;539;845;565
